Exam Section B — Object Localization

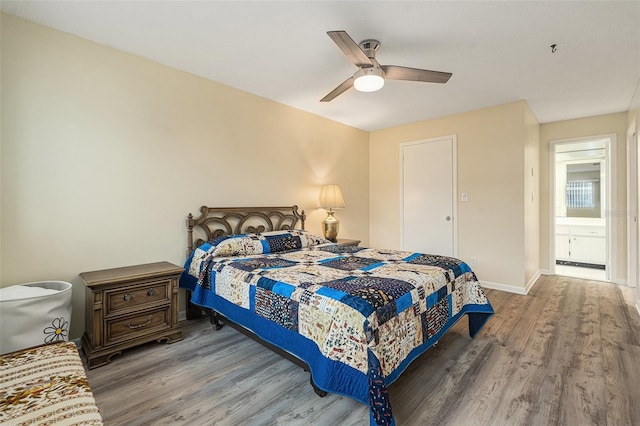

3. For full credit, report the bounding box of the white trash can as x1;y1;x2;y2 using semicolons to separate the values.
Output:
0;281;73;354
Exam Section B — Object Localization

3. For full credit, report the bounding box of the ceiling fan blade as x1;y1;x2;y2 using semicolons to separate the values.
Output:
327;31;372;68
381;65;452;83
320;76;354;102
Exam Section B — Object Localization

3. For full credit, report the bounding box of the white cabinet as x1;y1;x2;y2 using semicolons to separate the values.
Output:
556;224;606;265
571;226;606;264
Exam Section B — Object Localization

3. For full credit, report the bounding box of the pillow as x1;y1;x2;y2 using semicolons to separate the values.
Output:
213;229;329;257
211;233;264;257
188;230;329;278
188;234;252;278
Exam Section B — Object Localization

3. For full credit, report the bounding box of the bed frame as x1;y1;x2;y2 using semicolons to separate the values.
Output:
184;205;327;396
186;205;306;257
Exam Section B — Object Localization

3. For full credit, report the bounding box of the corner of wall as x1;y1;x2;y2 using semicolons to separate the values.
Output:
524;101;541;285
629;109;639;129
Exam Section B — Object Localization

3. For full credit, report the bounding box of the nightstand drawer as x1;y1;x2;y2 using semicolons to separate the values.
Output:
107;279;170;315
106;307;170;345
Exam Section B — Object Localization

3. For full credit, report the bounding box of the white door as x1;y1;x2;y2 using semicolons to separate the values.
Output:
401;136;456;256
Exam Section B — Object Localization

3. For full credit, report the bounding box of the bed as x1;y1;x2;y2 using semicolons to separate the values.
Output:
180;206;494;426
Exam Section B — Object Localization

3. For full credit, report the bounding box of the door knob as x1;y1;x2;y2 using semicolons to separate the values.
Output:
446;216;451;221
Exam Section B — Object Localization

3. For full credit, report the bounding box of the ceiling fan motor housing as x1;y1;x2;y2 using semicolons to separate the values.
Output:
353;39;384;92
359;39;380;59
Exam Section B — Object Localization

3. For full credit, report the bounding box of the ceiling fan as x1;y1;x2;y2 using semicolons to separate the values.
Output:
320;30;452;102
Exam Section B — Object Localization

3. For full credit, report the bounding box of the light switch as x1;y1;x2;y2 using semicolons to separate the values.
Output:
461;192;468;202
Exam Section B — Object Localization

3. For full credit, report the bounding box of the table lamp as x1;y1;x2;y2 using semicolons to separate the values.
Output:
318;184;346;242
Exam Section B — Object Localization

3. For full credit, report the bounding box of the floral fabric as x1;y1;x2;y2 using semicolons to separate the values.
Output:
0;342;103;425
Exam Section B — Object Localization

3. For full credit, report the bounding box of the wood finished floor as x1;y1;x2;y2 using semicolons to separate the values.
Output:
84;275;640;425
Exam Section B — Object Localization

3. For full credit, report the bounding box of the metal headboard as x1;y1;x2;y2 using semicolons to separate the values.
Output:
186;205;306;256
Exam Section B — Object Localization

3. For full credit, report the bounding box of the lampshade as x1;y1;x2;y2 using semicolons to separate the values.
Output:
353;67;385;92
318;184;346;209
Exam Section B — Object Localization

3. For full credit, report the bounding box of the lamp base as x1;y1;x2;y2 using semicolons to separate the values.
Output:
322;210;340;242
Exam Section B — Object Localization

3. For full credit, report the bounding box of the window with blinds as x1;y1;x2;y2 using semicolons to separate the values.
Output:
566;181;595;209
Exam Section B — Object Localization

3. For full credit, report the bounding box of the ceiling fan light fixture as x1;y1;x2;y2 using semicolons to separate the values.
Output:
353;67;385;92
321;31;451;102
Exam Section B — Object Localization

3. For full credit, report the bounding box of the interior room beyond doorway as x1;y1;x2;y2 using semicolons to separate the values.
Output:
553;139;609;282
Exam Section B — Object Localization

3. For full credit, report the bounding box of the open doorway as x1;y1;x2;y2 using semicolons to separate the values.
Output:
551;137;613;281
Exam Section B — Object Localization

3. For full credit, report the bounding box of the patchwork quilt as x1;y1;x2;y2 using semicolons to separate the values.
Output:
180;230;494;425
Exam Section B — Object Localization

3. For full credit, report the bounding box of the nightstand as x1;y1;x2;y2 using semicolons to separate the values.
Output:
80;261;183;368
336;238;361;247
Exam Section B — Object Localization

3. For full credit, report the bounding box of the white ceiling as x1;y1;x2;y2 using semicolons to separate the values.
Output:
2;1;640;131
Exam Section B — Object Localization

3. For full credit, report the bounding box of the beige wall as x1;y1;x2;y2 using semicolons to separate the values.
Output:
539;112;629;283
1;14;369;339
369;101;538;291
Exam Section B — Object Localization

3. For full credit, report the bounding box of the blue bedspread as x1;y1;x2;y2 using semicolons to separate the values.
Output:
180;230;494;425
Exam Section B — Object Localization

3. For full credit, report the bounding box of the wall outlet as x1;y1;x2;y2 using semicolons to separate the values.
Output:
470;257;478;267
461;192;468;202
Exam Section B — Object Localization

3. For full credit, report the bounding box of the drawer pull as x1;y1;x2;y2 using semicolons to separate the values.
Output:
124;315;153;329
123;293;132;302
147;288;155;297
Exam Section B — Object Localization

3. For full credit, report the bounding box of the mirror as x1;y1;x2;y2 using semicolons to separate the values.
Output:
566;162;601;218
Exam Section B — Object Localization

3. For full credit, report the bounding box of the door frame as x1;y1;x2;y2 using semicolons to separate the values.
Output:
399;134;458;256
549;134;617;282
627;118;639;291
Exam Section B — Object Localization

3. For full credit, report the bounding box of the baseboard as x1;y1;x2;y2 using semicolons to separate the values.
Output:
479;270;541;295
614;278;628;286
539;269;552;276
525;270;541;293
480;280;528;295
